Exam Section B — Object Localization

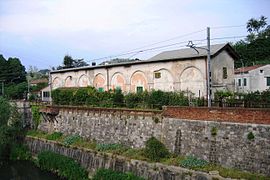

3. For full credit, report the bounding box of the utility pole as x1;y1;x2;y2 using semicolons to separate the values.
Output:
207;27;212;107
187;27;212;107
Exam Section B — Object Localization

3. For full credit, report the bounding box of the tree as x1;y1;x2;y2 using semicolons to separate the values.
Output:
57;55;89;70
0;55;26;84
233;16;270;68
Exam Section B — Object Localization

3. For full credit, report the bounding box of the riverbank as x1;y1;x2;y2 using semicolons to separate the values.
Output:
25;134;270;180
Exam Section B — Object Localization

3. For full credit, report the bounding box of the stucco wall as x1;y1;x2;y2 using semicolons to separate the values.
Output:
235;65;270;92
51;49;235;97
39;106;270;175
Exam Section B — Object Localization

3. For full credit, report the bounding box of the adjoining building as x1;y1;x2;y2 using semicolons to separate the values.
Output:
234;64;270;93
50;43;238;98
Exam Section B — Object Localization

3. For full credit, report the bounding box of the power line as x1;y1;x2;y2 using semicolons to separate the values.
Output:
211;24;246;29
86;29;206;63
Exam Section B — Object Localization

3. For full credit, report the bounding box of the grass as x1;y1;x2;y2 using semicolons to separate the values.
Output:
26;130;270;180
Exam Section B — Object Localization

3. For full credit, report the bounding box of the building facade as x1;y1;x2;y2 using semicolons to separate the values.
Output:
51;43;237;98
235;64;270;92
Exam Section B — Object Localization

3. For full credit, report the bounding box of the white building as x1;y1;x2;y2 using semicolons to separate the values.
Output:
50;43;238;98
234;64;270;92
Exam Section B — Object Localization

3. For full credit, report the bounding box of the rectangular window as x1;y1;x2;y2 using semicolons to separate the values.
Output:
223;67;227;79
98;87;104;92
136;86;143;93
43;91;50;98
154;72;161;79
116;86;121;90
243;78;247;86
267;77;270;86
238;79;241;86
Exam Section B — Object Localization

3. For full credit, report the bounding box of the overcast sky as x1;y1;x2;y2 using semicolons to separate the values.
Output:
0;0;270;70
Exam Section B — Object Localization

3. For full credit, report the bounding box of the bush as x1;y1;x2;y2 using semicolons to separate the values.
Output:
31;105;41;130
37;151;88;180
144;137;169;162
63;134;81;146
247;132;255;140
92;168;144;180
180;156;208;168
46;132;63;141
9;144;31;160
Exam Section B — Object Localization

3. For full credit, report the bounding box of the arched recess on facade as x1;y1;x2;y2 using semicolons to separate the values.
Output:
78;74;89;87
179;66;205;97
64;76;75;87
130;71;149;93
153;68;174;91
93;73;106;91
110;72;126;92
52;77;62;89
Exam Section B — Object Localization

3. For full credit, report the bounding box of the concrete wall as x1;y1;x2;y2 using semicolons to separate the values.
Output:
51;49;235;97
39;106;270;175
235;64;270;92
26;136;222;180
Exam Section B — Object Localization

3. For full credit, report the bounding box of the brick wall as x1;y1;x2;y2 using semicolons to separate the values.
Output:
163;106;270;124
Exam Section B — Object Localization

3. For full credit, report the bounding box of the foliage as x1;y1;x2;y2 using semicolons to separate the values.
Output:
214;89;270;108
30;82;48;92
31;105;41;129
92;168;144;180
9;144;31;160
180;156;208;168
196;163;267;180
57;55;89;69
211;127;218;136
52;87;190;109
0;97;24;160
46;132;63;141
37;151;88;180
63;134;81;146
5;82;28;99
112;89;124;107
96;143;128;154
0;97;11;125
26;129;47;138
233;15;270;68
247;132;255;140
144;137;169;162
0;54;27;85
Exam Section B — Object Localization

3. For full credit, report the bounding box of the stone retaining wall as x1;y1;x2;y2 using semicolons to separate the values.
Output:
25;136;225;180
38;106;270;175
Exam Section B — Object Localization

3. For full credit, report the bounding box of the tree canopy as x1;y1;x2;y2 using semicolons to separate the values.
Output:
57;55;89;69
0;55;26;84
233;16;270;68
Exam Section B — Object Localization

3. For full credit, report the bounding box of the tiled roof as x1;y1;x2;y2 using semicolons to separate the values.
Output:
148;43;228;61
234;65;264;74
30;78;48;84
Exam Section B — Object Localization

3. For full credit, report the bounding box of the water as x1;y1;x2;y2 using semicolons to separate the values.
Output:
0;160;62;180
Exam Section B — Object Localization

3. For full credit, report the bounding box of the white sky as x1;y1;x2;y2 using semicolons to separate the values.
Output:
0;0;270;69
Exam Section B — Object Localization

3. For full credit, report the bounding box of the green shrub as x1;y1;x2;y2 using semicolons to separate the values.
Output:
31;105;41;130
180;156;208;168
9;144;31;160
144;137;169;162
247;132;255;140
211;127;218;136
92;168;144;180
37;151;88;180
112;89;124;107
46;132;63;141
63;134;81;146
